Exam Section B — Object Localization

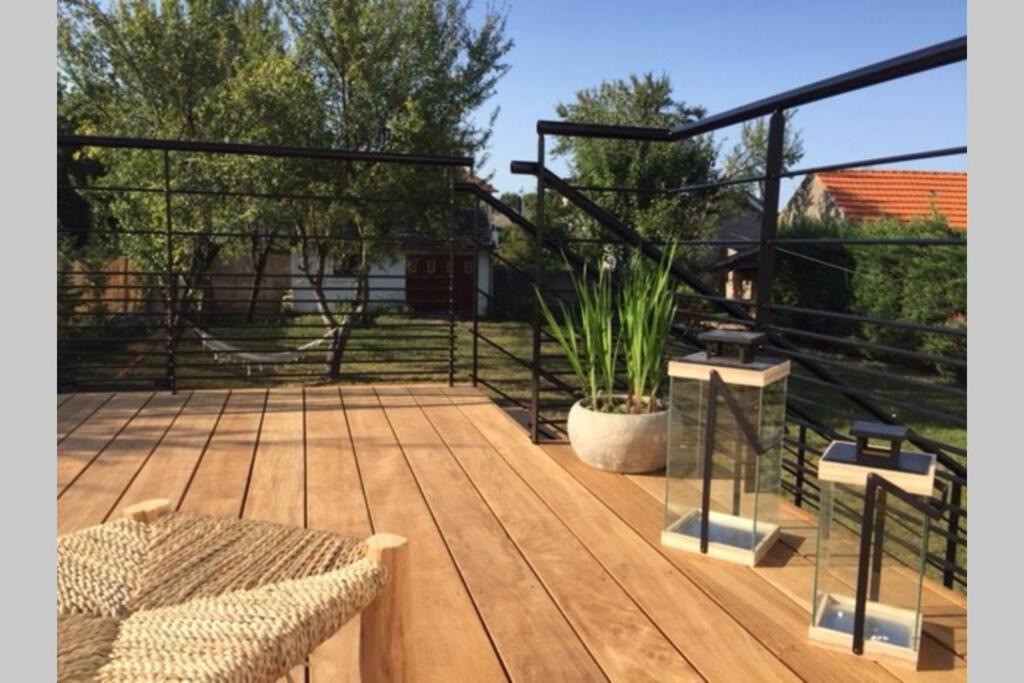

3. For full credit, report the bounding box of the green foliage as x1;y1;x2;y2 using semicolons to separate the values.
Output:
536;263;617;412
775;216;966;377
721;111;805;200
552;73;718;244
58;0;512;342
618;245;679;412
535;247;678;414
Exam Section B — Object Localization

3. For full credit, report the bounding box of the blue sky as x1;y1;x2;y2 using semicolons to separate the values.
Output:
467;0;966;201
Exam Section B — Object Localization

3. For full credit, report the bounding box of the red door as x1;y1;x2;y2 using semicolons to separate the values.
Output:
406;253;473;314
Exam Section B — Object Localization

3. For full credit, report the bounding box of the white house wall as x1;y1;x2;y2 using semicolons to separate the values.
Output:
289;253;406;313
289;251;492;315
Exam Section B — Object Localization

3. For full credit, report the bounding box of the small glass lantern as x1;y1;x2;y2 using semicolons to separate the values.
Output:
662;330;790;566
810;422;941;668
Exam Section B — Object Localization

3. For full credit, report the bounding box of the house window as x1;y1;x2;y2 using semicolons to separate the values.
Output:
426;260;436;274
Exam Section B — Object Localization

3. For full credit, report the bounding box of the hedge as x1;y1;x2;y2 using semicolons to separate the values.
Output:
772;216;966;378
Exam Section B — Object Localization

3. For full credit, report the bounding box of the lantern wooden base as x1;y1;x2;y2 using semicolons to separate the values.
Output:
661;509;780;567
808;592;922;669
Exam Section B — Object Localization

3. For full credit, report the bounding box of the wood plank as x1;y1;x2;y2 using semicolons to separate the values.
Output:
341;386;507;683
57;392;190;535
241;387;306;683
57;392;153;493
376;387;613;682
179;389;266;518
242;388;306;526
57;392;111;441
58;393;76;408
304;386;373;683
109;391;228;518
543;441;962;682
441;387;803;683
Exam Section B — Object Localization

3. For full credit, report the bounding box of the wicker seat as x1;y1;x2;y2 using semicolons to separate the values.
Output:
57;501;405;682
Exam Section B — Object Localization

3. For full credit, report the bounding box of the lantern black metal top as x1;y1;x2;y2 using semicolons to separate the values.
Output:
698;329;767;364
823;421;931;476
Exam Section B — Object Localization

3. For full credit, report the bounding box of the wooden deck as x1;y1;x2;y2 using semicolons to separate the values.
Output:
56;385;966;682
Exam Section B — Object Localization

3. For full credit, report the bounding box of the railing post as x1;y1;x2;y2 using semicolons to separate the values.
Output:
163;149;176;393
943;480;963;588
471;186;481;387
448;167;456;387
795;423;807;507
531;134;545;443
755;110;786;328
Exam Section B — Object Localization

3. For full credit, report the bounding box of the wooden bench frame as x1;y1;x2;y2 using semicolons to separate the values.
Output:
123;498;409;683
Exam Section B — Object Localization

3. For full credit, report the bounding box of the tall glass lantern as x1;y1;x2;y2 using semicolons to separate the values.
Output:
810;422;941;668
662;330;790;566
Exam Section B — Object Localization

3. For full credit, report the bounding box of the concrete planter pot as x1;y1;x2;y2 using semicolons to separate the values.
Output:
566;398;667;473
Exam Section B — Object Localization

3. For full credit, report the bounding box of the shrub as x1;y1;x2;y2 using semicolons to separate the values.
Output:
774;216;965;377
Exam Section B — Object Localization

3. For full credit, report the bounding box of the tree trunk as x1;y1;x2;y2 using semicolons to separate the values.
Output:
245;234;272;323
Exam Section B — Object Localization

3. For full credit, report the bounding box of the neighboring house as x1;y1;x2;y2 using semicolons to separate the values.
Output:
707;170;968;307
707;193;762;303
783;169;967;230
289;198;499;317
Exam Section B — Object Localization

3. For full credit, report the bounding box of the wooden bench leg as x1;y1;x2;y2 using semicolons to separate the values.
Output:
360;533;409;683
122;498;173;523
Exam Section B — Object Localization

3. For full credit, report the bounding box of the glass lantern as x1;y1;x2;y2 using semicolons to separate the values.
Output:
810;421;940;668
662;330;790;566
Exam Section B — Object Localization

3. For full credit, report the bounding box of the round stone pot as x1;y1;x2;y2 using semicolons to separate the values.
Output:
566;398;667;473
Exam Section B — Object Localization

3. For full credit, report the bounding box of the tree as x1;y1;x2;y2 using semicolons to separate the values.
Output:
59;0;513;379
276;0;512;375
721;110;805;200
551;73;720;247
59;0;324;362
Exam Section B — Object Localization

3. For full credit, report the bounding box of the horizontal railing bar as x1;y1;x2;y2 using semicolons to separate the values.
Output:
166;358;451;369
771;348;966;397
769;325;966;367
62;346;454;356
59;270;420;280
542;236;756;246
535;120;671;140
58;226;470;242
668;173;768;195
783;146;967;178
61;182;453;207
59;134;473;167
773;237;966;246
668;36;966;139
666;146;967;194
767;303;967;337
790;371;967;425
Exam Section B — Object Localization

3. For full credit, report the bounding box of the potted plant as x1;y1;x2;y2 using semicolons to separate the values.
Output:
537;247;677;472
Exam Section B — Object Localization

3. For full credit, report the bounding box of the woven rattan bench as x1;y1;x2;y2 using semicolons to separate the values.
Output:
57;499;408;682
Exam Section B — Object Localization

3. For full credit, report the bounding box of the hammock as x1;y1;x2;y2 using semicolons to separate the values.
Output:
187;322;339;374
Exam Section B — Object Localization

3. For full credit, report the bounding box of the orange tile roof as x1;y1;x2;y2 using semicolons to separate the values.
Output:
815;170;967;230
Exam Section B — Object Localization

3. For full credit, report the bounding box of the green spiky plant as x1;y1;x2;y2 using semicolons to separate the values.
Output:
618;243;678;413
535;245;678;414
536;261;618;412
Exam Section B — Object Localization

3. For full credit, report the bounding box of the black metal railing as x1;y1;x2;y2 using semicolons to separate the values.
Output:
500;36;966;589
58;135;477;391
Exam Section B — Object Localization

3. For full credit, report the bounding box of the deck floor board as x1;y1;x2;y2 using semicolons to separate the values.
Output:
56;387;967;682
